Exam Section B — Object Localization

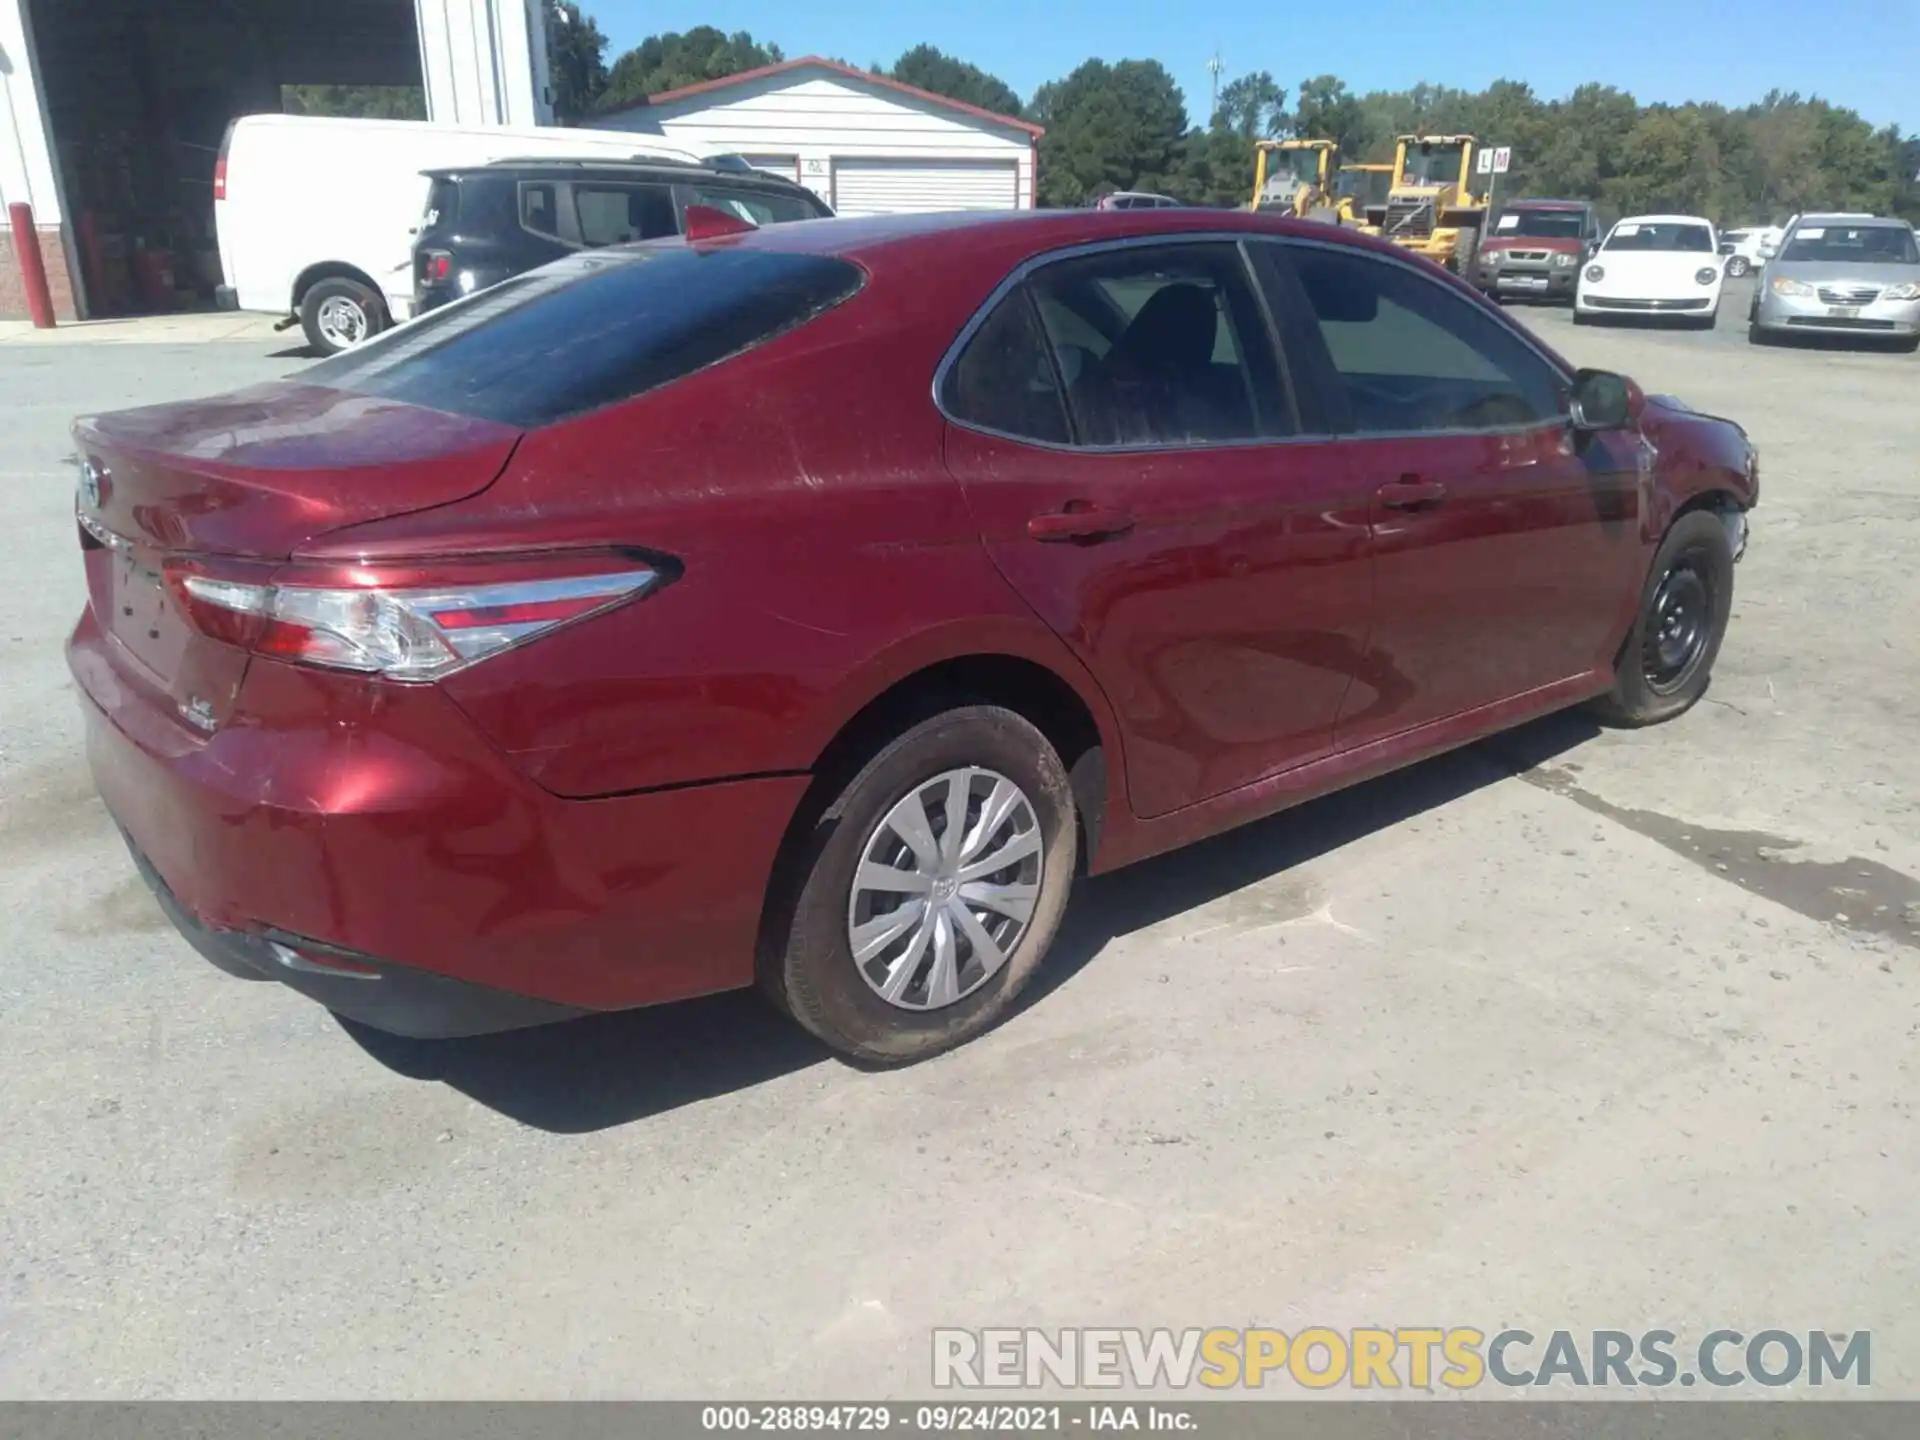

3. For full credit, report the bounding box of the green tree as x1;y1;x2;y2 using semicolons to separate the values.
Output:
887;45;1023;119
1214;71;1286;139
546;3;609;122
1293;76;1369;154
1602;106;1723;215
603;27;784;109
1031;59;1189;207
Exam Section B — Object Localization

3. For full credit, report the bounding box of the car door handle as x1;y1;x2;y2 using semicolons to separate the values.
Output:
1028;504;1135;543
1377;477;1448;511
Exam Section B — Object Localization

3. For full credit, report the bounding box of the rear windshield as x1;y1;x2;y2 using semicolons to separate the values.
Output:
1493;209;1586;239
303;246;864;428
422;177;459;230
1781;225;1918;265
688;185;828;226
1604;221;1714;253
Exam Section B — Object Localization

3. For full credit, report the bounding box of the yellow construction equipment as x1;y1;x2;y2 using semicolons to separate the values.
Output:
1373;134;1489;272
1334;162;1392;234
1251;139;1344;221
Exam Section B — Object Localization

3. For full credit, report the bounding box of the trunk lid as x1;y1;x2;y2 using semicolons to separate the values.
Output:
73;382;521;731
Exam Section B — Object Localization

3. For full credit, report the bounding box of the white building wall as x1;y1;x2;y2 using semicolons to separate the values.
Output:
589;72;1036;210
415;0;553;129
0;0;66;222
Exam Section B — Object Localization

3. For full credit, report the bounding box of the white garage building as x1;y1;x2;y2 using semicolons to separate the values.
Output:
586;57;1041;216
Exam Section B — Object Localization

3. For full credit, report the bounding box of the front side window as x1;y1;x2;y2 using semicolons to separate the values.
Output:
1604;221;1714;253
574;184;677;246
1026;243;1289;446
1283;244;1565;434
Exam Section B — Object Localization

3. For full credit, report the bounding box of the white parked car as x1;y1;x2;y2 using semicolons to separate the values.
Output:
214;114;704;355
1574;214;1724;328
1718;225;1782;278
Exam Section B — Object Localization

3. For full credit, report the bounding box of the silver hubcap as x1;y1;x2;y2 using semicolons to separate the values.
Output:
846;767;1044;1012
316;295;368;348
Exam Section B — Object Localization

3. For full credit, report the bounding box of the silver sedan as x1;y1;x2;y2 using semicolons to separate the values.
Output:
1750;216;1920;350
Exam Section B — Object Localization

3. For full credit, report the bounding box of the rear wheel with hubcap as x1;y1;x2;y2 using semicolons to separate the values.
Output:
1590;510;1735;726
1726;255;1751;278
299;276;388;356
764;705;1077;1064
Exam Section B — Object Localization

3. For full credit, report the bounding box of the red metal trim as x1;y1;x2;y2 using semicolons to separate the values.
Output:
8;203;57;329
600;55;1046;138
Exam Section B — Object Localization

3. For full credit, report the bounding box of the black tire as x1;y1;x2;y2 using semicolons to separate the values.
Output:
1590;511;1735;727
1747;322;1771;346
299;276;388;356
1450;221;1481;280
764;705;1078;1065
1896;335;1920;355
1572;309;1592;326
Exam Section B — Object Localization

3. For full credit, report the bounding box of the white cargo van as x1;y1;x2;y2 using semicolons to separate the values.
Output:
214;114;703;353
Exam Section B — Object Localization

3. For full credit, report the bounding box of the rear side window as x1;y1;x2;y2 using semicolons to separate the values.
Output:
1027;242;1288;446
941;288;1070;444
519;182;560;239
304;247;865;428
574;184;677;246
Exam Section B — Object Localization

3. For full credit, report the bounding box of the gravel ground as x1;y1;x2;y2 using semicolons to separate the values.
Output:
1;278;1916;1398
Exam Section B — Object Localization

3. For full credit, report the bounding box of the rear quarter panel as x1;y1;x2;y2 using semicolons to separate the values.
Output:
307;248;1126;799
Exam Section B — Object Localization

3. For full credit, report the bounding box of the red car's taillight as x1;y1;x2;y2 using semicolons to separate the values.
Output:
165;554;660;682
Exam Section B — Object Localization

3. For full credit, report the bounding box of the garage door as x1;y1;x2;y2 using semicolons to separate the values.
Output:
831;158;1020;217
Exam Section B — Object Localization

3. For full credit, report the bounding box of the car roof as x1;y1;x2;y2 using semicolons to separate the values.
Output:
1794;213;1903;227
425;157;804;187
1614;214;1713;226
669;207;1445;276
1505;198;1591;210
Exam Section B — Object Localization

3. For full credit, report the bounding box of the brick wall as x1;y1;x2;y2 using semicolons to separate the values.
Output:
0;225;80;322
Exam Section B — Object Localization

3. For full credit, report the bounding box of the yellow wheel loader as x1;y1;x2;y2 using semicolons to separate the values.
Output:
1370;134;1490;273
1334;162;1392;234
1251;139;1344;221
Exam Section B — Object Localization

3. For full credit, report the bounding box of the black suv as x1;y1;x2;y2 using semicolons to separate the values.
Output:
412;156;833;314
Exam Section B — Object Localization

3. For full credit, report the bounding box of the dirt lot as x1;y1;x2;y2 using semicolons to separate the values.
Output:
2;279;1917;1398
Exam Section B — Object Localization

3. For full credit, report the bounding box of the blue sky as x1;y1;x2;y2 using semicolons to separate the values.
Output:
593;0;1916;133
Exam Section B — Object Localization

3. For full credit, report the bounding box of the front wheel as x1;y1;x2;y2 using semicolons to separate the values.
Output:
299;276;388;356
1590;511;1735;726
764;706;1078;1064
1725;256;1751;278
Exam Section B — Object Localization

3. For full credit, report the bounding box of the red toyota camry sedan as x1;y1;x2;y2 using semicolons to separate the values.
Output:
68;208;1758;1063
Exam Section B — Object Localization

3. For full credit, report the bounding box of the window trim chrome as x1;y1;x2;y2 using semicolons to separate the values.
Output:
932;229;1586;454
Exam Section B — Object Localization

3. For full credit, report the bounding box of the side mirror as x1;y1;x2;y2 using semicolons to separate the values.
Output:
1758;242;1777;260
1570;368;1633;431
